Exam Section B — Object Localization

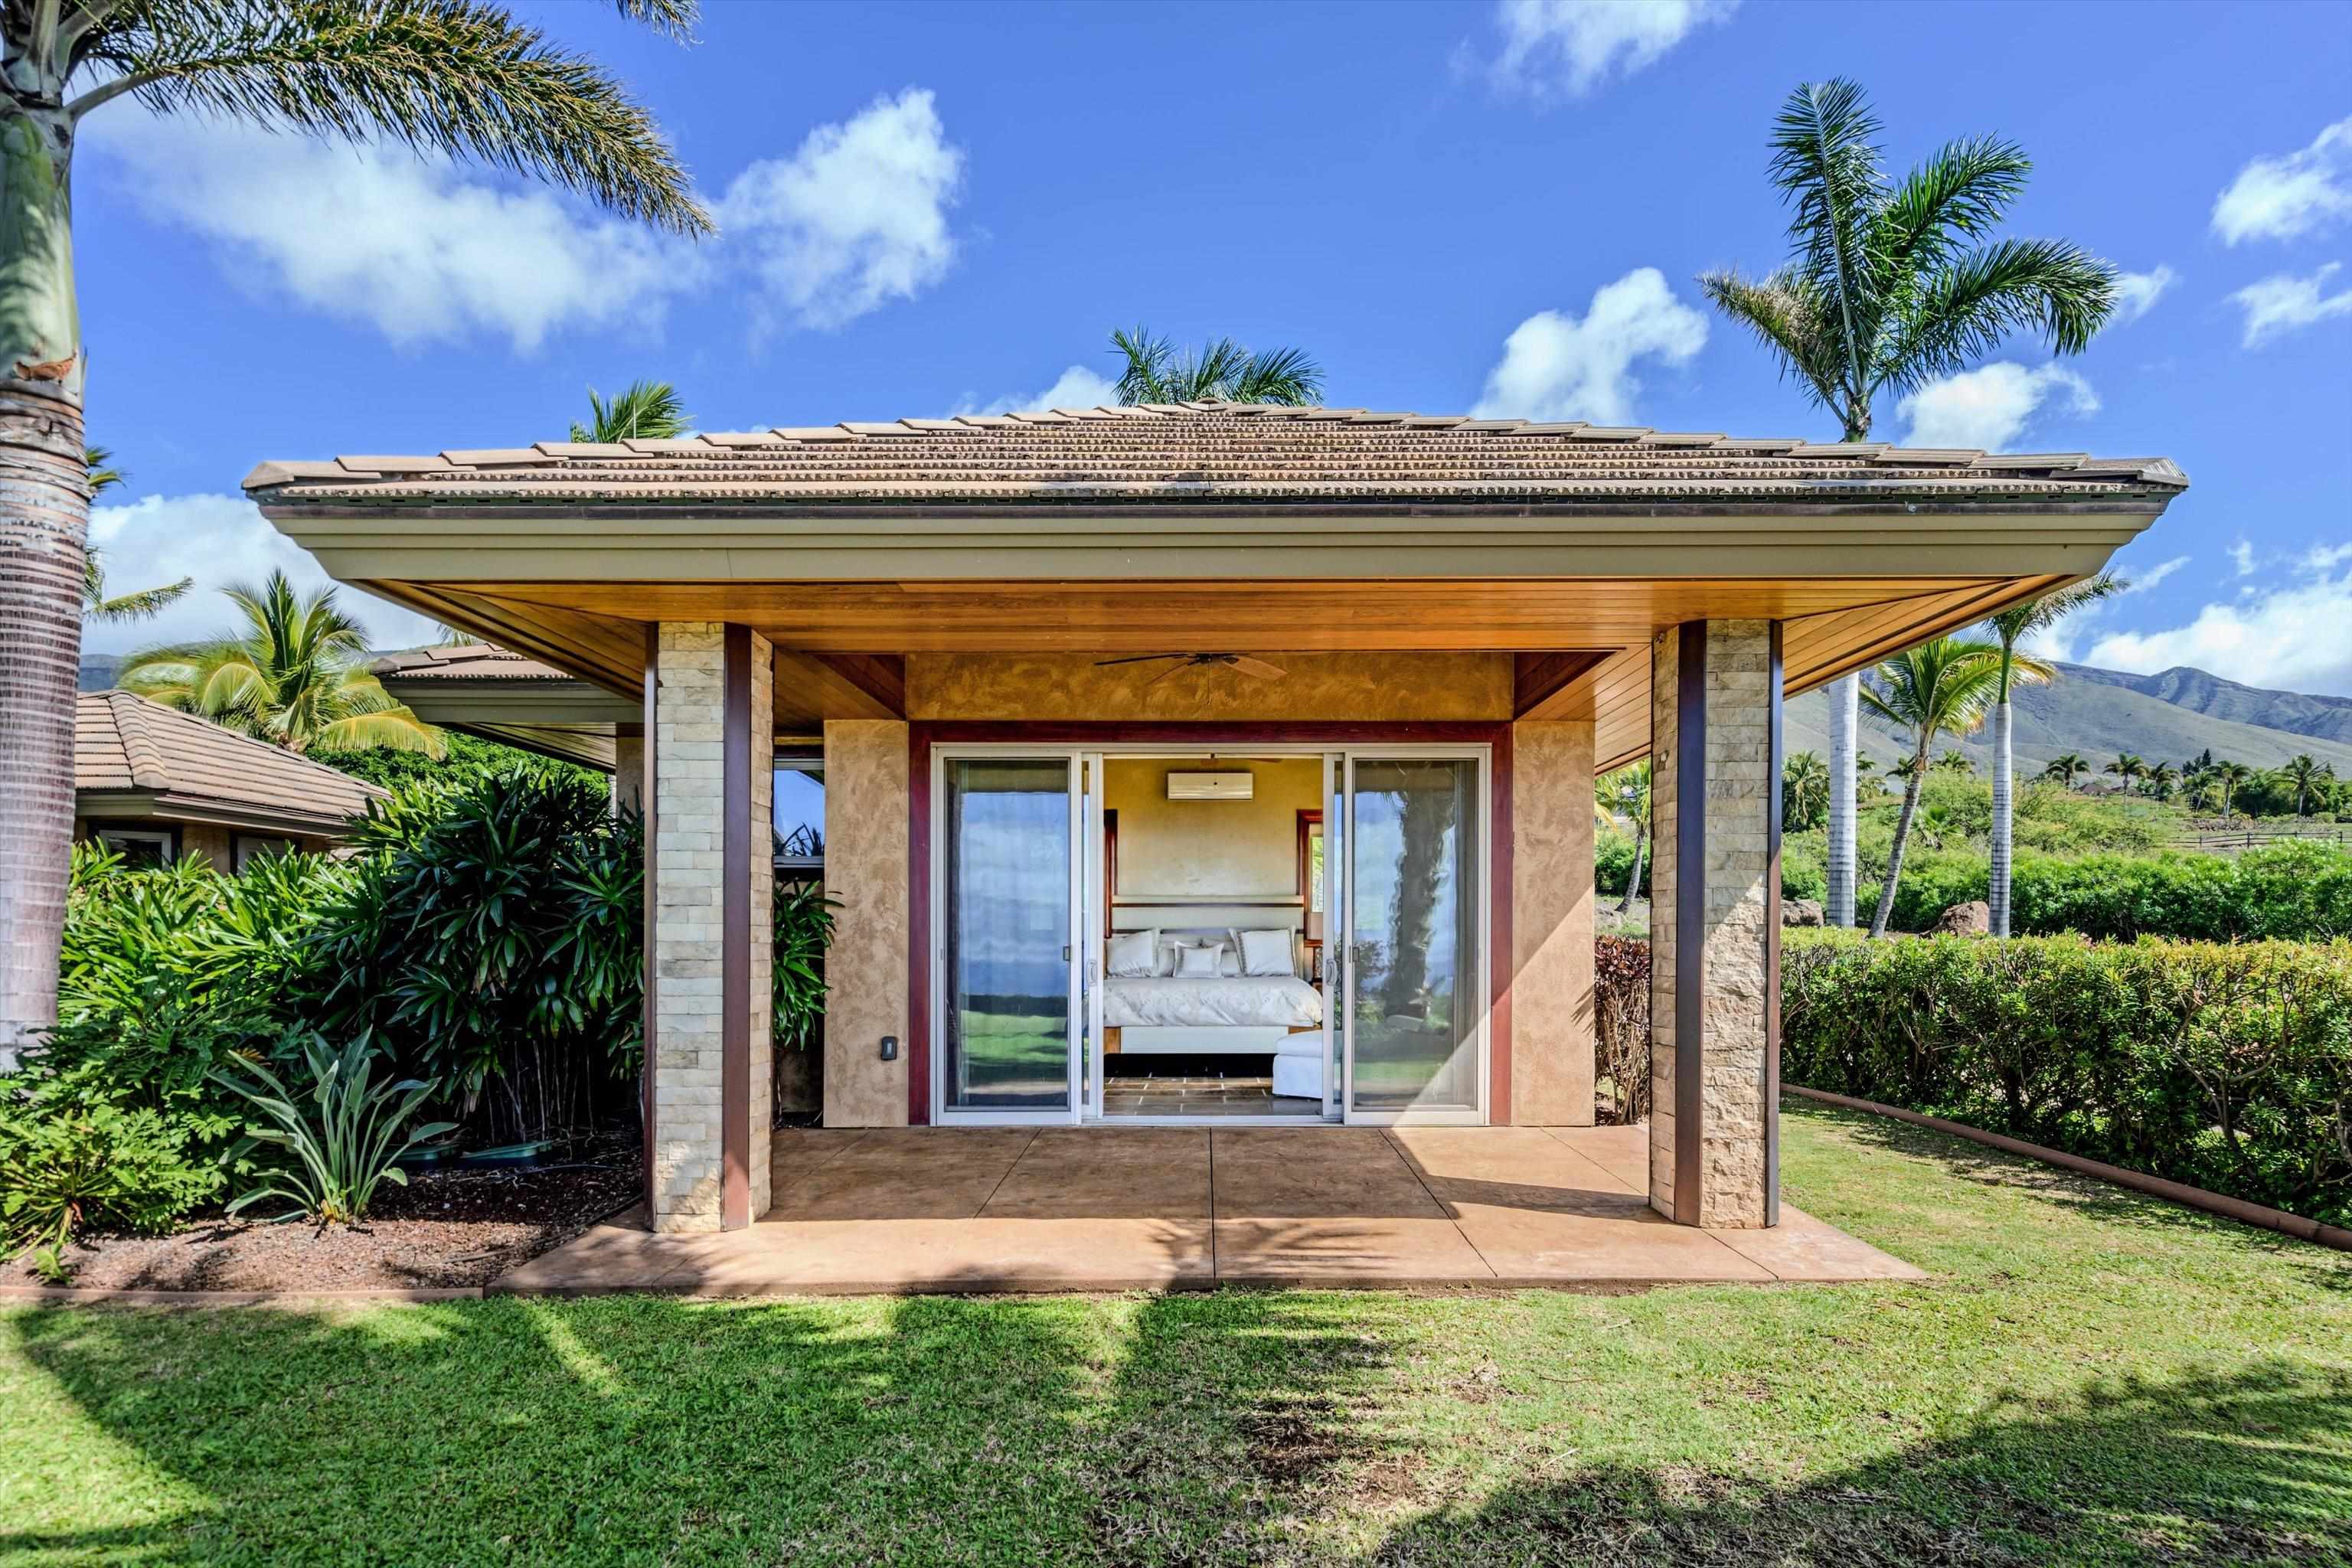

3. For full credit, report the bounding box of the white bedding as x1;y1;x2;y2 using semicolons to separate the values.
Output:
1104;975;1324;1030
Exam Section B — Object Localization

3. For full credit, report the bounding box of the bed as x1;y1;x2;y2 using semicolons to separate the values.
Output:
1101;919;1328;1101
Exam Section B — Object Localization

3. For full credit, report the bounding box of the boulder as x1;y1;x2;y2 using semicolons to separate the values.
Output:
1929;900;1991;936
1782;898;1824;927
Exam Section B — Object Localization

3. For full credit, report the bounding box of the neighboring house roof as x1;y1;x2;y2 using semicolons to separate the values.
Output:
75;691;387;835
371;643;632;772
243;401;2187;508
372;642;577;681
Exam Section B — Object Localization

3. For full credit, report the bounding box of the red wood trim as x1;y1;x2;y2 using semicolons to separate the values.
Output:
917;720;1509;746
1489;724;1514;1127
1673;623;1707;1224
1512;650;1615;719
811;653;906;717
640;626;658;1219
1764;621;1784;1226
720;625;753;1230
906;724;933;1125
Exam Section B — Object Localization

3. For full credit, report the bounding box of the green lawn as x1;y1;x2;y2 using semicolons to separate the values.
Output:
5;1102;2347;1566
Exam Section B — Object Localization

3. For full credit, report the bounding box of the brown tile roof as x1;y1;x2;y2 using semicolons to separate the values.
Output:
371;643;576;681
244;402;2187;508
76;691;388;831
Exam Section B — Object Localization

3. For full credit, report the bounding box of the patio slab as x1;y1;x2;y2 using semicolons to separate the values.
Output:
495;1123;1925;1297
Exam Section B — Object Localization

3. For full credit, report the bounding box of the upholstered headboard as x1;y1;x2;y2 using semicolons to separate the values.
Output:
1108;905;1310;979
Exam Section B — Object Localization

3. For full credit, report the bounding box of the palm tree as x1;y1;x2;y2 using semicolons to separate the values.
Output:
79;446;193;624
1704;78;2116;933
2144;761;2177;802
2043;753;2092;788
119;573;443;757
1109;328;1324;406
2210;760;2255;820
1598;762;1652;916
1983;575;2116;936
1782;750;1830;832
2278;753;2334;817
0;2;705;1057
1860;637;2006;938
1936;749;1975;774
572;380;691;443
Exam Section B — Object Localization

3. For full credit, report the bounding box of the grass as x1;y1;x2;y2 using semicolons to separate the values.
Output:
4;1101;2347;1566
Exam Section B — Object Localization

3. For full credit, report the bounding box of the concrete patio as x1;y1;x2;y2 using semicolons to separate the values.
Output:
495;1124;1924;1296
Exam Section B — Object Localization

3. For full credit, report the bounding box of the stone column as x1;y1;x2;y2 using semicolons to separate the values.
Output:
1511;718;1596;1126
1648;619;1781;1229
822;719;911;1127
648;622;773;1233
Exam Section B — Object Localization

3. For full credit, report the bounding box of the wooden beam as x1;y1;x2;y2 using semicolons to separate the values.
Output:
772;650;906;727
1513;650;1616;720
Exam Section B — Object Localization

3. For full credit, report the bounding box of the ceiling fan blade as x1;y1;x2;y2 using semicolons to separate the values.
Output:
1094;653;1184;668
1142;662;1194;688
1228;656;1286;680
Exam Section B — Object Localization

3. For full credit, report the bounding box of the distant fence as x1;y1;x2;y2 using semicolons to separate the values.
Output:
2165;828;2349;853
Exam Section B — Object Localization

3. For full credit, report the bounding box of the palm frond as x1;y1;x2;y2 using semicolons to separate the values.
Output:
1867;135;2030;279
1227;345;1324;407
1109;325;1173;405
84;576;195;624
1180;338;1256;402
84;446;127;498
309;706;446;756
1767;77;1884;402
571;378;690;442
69;0;711;236
1696;266;1847;418
1882;237;2118;394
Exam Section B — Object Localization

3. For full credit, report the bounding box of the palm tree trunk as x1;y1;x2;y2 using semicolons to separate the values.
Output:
1825;671;1859;926
1868;746;1929;939
1988;699;2014;939
0;99;86;1070
1615;827;1645;916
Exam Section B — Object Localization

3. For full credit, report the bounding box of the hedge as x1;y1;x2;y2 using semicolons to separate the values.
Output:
1780;931;2352;1226
1859;839;2352;939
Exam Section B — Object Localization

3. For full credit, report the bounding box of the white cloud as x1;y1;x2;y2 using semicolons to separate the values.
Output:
87;115;698;352
2085;557;2352;696
2122;555;2192;593
2211;116;2352;245
956;364;1120;417
2230;539;2257;576
1483;0;1738;97
718;89;964;332
83;494;440;655
2112;265;2177;323
2227;262;2352;346
1896;361;2099;451
2306;541;2352;571
1472;267;1707;424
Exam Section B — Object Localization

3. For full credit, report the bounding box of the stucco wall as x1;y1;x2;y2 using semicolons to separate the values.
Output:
1103;756;1319;901
907;652;1511;721
823;719;910;1127
1510;720;1596;1127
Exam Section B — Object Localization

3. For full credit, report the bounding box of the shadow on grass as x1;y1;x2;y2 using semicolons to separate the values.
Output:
1370;1361;2352;1567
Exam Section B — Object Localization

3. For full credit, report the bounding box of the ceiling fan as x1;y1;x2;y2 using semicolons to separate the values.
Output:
1095;652;1288;687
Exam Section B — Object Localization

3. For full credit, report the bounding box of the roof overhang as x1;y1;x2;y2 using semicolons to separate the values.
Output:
76;789;365;838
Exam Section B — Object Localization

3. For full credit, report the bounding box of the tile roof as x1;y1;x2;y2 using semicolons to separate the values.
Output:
245;403;2187;508
371;643;577;681
76;691;388;828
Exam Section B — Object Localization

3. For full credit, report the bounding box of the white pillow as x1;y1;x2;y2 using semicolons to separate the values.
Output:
1107;929;1158;978
1174;942;1222;978
1239;928;1293;978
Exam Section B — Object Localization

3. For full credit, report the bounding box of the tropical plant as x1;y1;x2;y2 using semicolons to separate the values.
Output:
1782;750;1830;833
1598;762;1652;915
571;379;691;443
2210;760;2255;819
0;0;707;1089
2105;753;2148;789
2279;753;2335;817
2043;752;2092;787
1982;575;2116;936
1108;328;1325;406
1703;77;2116;933
211;1034;455;1227
78;446;193;623
0;1102;220;1279
118;570;442;755
2144;761;2177;802
773;880;841;1052
1935;749;1975;774
1860;636;2006;937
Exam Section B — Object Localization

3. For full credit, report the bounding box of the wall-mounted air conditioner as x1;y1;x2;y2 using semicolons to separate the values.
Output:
1166;770;1254;801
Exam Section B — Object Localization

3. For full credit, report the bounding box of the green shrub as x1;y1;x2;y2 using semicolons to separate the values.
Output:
1855;840;2352;938
1596;830;1645;897
0;1104;222;1279
213;1034;454;1227
1780;931;2352;1225
774;880;840;1052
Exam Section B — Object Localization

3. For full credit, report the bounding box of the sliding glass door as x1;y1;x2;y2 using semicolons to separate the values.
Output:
939;755;1079;1119
1341;752;1487;1122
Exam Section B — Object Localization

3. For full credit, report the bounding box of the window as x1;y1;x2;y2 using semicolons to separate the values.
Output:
774;750;825;869
96;826;175;867
233;834;297;872
1298;809;1325;944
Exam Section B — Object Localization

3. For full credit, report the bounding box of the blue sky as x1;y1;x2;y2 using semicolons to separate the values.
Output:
77;0;2352;692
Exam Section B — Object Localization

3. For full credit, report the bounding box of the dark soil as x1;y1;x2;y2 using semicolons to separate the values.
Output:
11;1138;640;1292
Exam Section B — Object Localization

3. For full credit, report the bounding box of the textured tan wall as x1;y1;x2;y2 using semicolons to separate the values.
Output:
1650;620;1776;1229
907;652;1511;721
823;720;910;1127
1511;720;1596;1127
1103;757;1320;900
612;733;645;813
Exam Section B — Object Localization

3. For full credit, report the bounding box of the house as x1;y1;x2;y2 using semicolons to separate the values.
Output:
371;642;642;779
74;690;387;867
247;403;2186;1235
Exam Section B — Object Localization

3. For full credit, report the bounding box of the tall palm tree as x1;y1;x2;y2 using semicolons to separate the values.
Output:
2043;752;2092;788
80;446;193;624
1860;637;2006;938
1982;575;2115;936
2105;753;2148;790
572;380;691;443
2210;760;2255;820
119;571;443;756
2143;761;2177;802
1109;328;1325;406
1782;750;1829;832
1703;77;2116;932
2278;754;2334;817
1598;762;1651;916
0;2;707;1057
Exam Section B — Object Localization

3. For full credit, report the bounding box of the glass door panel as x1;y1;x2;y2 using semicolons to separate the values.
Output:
1346;756;1482;1116
943;756;1075;1114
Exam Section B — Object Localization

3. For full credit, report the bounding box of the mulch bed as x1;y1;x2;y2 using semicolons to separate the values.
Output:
10;1138;641;1293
